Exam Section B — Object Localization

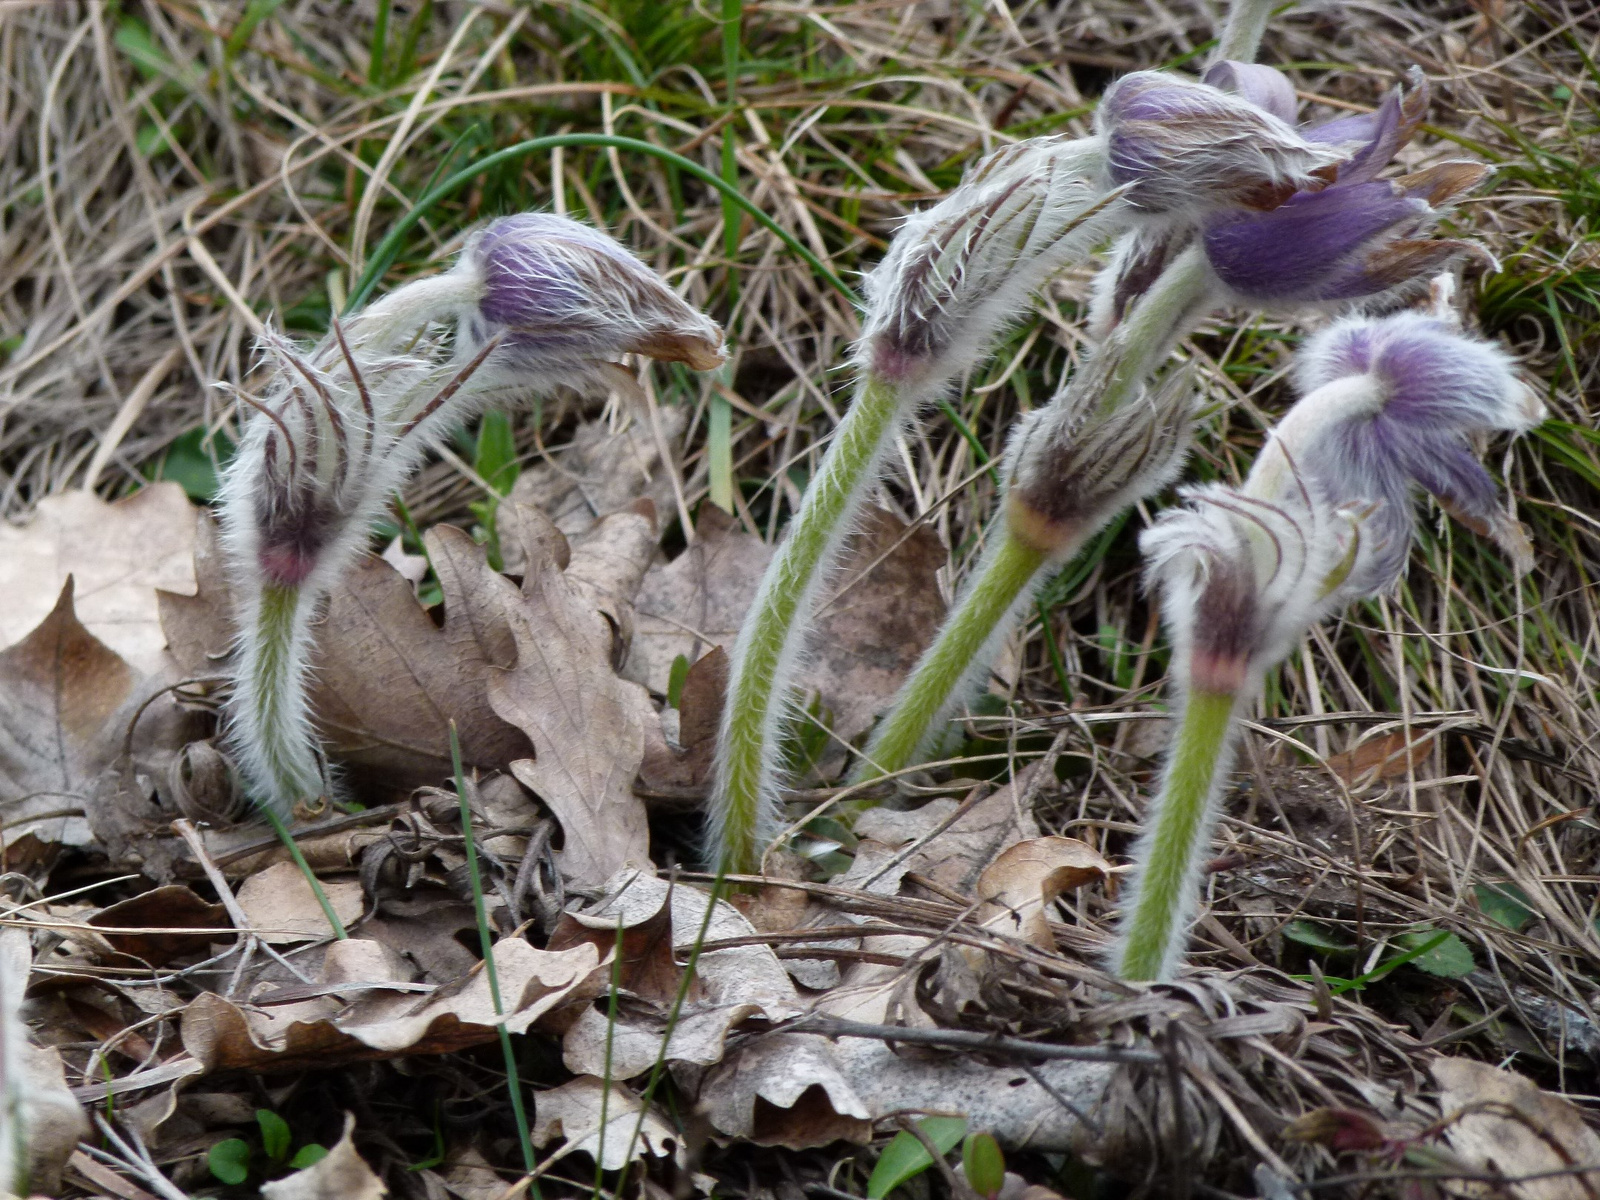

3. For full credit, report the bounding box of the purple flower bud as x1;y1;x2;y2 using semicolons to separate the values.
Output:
460;213;726;373
1202;162;1489;305
1095;70;1342;217
1300;68;1428;186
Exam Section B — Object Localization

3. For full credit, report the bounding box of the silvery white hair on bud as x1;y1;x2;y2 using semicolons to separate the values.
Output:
1141;485;1367;698
860;136;1128;388
1007;363;1195;536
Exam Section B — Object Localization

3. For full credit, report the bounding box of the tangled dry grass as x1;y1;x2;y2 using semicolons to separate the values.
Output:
2;0;1599;1196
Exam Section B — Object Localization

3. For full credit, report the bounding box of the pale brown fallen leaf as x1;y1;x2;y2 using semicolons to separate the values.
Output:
0;483;196;676
532;1076;683;1170
838;770;1042;898
2;928;90;1192
1432;1056;1600;1200
975;837;1113;950
696;1030;1110;1152
1327;730;1434;789
0;579;143;845
489;528;656;887
260;1113;386;1200
510;406;686;537
557;869;800;1078
234;861;365;943
181;935;604;1072
310;524;532;788
563;502;660;666
625;505;771;695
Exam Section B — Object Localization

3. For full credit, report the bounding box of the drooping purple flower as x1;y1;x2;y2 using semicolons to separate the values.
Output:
1264;305;1544;584
1197;67;1490;307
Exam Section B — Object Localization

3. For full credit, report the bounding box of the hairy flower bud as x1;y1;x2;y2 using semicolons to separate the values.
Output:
1005;362;1193;556
357;212;726;382
861;137;1124;386
1095;69;1342;218
222;212;724;815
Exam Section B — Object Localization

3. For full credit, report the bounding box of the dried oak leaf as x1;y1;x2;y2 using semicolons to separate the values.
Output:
0;483;196;676
88;885;230;965
1432;1056;1600;1200
975;836;1113;950
0;579;146;845
181;935;605;1073
510;406;686;538
309;523;532;789
260;1114;386;1200
532;1076;683;1170
234;861;365;944
488;522;658;887
557;869;801;1079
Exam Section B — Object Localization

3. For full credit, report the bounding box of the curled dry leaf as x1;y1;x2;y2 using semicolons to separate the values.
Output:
510;406;686;538
555;869;800;1078
0;482;196;676
696;1030;1110;1153
88;884;230;965
0;579;143;845
975;837;1113;950
181;935;604;1073
532;1076;683;1170
234;861;365;944
488;522;657;887
638;646;727;798
1431;1056;1600;1200
259;1113;386;1200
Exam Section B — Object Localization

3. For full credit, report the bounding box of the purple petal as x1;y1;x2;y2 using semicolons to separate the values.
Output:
1203;182;1427;301
1303;70;1427;185
1202;60;1299;124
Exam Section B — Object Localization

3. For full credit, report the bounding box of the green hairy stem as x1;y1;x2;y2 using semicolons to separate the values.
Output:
857;532;1047;780
250;584;323;804
713;375;905;873
1114;688;1238;982
865;246;1211;779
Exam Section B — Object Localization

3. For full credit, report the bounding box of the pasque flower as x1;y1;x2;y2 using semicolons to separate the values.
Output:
1113;290;1541;982
222;213;724;816
1094;66;1489;332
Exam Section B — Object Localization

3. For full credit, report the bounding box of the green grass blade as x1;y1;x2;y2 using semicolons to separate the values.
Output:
450;723;537;1182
